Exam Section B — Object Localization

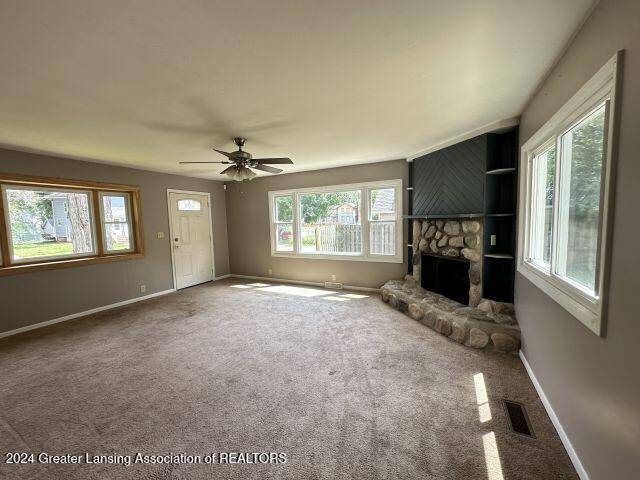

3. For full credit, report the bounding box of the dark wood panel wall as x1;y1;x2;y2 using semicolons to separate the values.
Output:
412;135;486;216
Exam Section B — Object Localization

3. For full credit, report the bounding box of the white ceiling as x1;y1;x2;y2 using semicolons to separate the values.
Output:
0;0;595;180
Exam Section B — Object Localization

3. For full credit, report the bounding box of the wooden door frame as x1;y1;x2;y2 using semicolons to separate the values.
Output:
166;189;215;290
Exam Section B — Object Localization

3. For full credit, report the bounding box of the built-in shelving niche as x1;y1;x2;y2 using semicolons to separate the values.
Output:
483;215;515;256
482;129;518;303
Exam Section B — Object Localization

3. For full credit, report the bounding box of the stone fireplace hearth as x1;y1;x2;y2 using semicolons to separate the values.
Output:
381;217;520;354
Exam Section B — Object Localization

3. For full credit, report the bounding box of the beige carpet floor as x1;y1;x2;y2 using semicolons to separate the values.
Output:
0;279;577;480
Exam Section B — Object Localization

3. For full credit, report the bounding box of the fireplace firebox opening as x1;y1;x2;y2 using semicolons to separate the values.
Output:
421;253;471;305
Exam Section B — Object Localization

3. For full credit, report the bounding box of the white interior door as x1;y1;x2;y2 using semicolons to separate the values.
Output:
169;191;214;289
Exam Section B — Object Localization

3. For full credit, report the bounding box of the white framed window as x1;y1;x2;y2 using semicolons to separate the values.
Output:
99;192;134;253
369;186;398;256
273;194;294;252
268;179;403;263
518;52;622;336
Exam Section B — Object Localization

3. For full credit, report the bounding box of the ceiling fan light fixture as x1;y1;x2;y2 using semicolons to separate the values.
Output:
226;165;256;181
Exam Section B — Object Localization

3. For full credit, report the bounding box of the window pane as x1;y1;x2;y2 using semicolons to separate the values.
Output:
5;188;94;260
102;194;129;222
299;191;361;254
275;196;293;222
177;199;201;211
370;221;396;255
102;194;133;252
370;187;396;221
556;103;606;292
529;145;556;268
104;222;131;251
276;224;293;251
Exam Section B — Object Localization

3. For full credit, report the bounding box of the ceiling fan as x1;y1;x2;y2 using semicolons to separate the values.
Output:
179;137;293;181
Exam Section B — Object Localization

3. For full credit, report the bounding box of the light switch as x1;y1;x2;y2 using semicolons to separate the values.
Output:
157;231;165;239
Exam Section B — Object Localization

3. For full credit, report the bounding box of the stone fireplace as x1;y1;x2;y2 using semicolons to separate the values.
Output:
380;217;520;354
412;218;483;307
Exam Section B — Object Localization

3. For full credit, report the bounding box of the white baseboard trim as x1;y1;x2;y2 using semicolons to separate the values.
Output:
0;289;176;340
519;350;589;480
213;274;231;281
230;274;380;293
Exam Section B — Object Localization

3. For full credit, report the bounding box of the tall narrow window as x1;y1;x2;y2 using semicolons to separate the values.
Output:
369;187;397;255
518;52;620;335
555;103;607;293
529;144;556;270
2;186;95;263
273;195;293;252
99;192;133;253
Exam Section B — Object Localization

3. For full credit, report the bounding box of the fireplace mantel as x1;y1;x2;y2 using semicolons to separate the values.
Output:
403;213;484;219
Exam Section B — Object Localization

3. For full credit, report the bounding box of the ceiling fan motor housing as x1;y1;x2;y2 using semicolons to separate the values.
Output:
231;150;252;161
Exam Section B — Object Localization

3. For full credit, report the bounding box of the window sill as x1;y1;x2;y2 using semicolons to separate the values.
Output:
517;260;602;336
0;252;144;277
271;251;403;264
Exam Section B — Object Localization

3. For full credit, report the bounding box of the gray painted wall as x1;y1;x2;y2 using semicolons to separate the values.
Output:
226;160;408;288
0;148;230;334
516;0;640;478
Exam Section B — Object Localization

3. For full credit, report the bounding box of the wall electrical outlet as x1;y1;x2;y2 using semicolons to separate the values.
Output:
490;234;497;246
331;274;337;281
268;268;273;276
140;284;146;293
157;231;165;239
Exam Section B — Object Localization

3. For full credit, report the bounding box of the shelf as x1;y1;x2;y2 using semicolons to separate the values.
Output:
404;213;484;219
486;168;516;175
484;253;514;259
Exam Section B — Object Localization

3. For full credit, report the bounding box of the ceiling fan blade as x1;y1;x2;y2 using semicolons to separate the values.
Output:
253;164;283;174
179;161;229;164
213;149;234;158
220;165;238;175
254;158;293;164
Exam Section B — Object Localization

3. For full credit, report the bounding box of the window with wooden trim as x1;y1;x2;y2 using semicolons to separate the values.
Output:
99;192;134;253
0;174;144;275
